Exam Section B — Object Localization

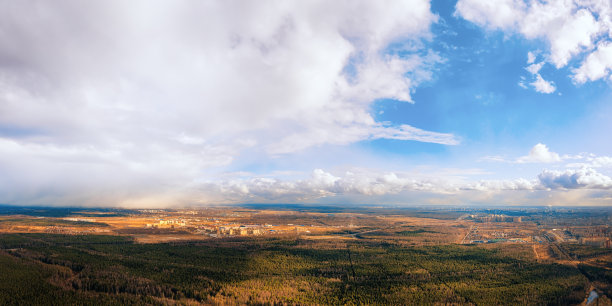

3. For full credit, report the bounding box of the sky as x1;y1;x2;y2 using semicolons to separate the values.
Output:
1;0;612;207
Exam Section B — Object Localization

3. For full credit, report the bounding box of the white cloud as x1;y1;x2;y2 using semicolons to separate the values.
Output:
188;166;612;204
527;51;536;64
0;0;457;206
526;62;543;75
197;168;466;204
480;155;508;163
518;77;528;89
482;145;612;189
462;178;537;191
531;6;600;68
456;0;612;84
530;74;557;94
573;41;612;83
0;136;245;206
482;143;563;163
587;156;612;168
268;118;458;155
522;53;556;94
567;155;612;168
517;143;561;163
454;0;525;30
538;168;612;189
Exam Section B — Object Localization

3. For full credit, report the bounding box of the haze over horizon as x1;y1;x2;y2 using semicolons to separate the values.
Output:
1;0;612;207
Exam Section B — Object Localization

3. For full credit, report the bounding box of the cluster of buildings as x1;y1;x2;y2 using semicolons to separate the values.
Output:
142;220;272;237
142;217;277;237
217;225;263;236
63;217;96;223
471;215;522;223
146;219;187;228
579;237;612;248
565;226;612;248
194;225;270;236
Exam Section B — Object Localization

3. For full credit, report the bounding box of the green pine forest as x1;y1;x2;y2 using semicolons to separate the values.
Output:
0;233;597;305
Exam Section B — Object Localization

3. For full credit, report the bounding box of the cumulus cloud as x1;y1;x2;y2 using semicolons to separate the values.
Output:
190;166;612;204
538;168;612;190
527;51;536;64
487;143;562;163
462;178;537;191
523;53;556;93
526;61;544;75
530;74;557;94
573;42;612;84
0;0;459;206
454;0;526;30
456;0;612;84
207;169;453;203
481;145;612;194
566;155;612;168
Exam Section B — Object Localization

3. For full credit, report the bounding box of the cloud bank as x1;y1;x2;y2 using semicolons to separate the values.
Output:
195;166;612;205
0;0;461;206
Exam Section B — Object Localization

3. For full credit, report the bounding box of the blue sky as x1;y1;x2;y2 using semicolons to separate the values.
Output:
0;0;612;207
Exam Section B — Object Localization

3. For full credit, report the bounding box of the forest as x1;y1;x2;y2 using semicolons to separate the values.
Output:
0;233;593;305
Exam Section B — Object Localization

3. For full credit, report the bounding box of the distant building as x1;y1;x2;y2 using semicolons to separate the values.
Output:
217;225;262;236
158;219;186;227
478;214;515;223
580;237;609;248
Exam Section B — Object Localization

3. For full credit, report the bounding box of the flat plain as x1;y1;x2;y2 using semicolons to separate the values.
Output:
0;205;611;305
